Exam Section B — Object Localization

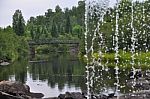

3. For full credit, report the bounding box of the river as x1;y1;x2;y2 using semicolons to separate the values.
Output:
1;53;150;98
0;53;86;98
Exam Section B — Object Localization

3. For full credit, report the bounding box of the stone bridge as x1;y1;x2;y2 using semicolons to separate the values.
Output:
28;39;80;55
28;39;79;45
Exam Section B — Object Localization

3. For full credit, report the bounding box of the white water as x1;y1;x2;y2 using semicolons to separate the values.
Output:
85;0;149;98
84;0;109;98
114;0;120;98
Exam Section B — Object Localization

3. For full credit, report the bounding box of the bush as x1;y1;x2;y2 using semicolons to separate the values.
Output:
0;28;28;62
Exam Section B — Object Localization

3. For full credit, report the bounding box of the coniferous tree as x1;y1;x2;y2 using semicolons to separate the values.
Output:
30;26;34;39
51;20;58;38
45;9;54;33
65;15;72;34
12;10;25;36
54;5;63;34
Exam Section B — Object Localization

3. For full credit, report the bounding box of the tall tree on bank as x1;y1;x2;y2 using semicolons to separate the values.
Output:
65;15;72;34
51;20;58;38
65;8;72;34
54;5;63;34
12;10;25;36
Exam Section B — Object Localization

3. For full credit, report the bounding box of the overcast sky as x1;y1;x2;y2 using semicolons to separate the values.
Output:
0;0;117;28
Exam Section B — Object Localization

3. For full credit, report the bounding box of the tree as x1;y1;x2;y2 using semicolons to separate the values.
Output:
45;9;54;33
51;20;58;38
77;1;85;26
65;8;72;33
0;27;28;62
65;14;72;34
55;5;62;13
30;25;34;39
54;5;63;34
27;17;36;39
12;10;25;36
72;25;82;38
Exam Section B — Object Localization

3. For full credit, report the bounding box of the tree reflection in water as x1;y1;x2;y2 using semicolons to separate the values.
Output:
0;53;86;94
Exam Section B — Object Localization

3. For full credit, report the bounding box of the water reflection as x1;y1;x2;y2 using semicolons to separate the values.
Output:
0;59;27;83
1;53;150;97
28;54;86;93
0;53;86;97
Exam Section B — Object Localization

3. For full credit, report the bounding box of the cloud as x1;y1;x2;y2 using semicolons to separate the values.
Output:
0;0;79;27
0;0;142;27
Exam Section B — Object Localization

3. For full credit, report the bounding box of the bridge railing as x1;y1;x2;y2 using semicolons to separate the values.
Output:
28;39;80;45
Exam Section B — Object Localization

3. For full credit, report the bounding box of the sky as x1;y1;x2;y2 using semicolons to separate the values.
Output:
0;0;117;27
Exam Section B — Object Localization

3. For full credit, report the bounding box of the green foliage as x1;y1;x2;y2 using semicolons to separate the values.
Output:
24;1;86;54
51;20;58;38
80;51;150;68
65;15;72;34
36;44;69;54
26;1;85;40
84;0;150;55
3;0;149;59
12;10;25;36
72;25;83;38
36;45;51;54
0;27;28;62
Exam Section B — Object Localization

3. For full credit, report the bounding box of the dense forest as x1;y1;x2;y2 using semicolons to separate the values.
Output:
0;1;85;62
26;1;84;40
0;0;150;63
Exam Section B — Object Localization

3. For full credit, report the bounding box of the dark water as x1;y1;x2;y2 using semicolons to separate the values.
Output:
0;53;150;97
0;53;86;98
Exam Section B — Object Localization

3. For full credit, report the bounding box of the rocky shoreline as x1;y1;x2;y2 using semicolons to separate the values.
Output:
1;75;150;99
46;91;150;99
0;81;44;99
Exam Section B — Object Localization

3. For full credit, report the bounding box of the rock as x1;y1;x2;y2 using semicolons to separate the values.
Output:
57;92;86;99
0;81;29;94
28;92;44;98
135;70;142;78
127;77;150;90
0;81;44;99
98;94;108;99
129;69;143;79
0;62;10;66
45;91;150;99
144;70;150;80
71;92;85;99
65;92;73;99
58;94;65;99
44;97;58;99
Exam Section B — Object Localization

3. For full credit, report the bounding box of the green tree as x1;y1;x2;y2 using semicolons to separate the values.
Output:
54;5;63;34
77;1;85;26
51;20;58;38
27;17;36;39
72;25;82;38
65;15;72;34
0;27;28;62
45;9;54;33
12;10;25;36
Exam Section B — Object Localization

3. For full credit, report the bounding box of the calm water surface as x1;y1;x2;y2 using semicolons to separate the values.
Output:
0;53;86;98
1;53;150;97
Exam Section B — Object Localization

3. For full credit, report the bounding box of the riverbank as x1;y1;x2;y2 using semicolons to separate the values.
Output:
80;51;150;68
1;76;150;99
0;81;44;99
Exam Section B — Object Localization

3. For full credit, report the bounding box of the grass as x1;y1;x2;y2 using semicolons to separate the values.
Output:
81;51;150;69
